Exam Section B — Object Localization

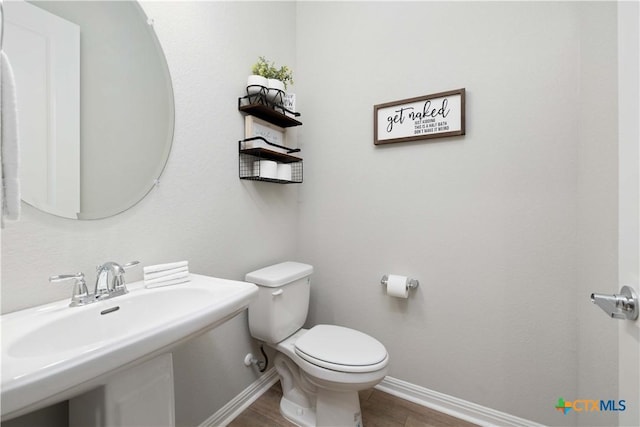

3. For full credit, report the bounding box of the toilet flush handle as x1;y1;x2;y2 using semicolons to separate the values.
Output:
272;289;284;297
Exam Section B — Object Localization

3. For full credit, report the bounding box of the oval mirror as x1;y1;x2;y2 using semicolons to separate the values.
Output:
4;0;174;219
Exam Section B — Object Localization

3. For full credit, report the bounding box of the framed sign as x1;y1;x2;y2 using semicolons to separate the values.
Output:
374;88;465;145
245;115;287;146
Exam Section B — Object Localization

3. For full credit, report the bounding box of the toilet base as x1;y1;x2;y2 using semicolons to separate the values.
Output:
280;396;316;427
316;388;363;427
279;389;363;427
271;330;385;426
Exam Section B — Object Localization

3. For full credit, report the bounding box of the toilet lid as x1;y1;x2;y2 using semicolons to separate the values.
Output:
294;325;388;373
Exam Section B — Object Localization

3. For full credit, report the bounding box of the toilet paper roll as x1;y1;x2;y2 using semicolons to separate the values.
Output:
386;274;409;298
253;160;278;179
277;164;292;181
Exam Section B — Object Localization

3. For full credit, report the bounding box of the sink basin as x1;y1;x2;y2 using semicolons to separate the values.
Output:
8;287;224;358
1;274;258;420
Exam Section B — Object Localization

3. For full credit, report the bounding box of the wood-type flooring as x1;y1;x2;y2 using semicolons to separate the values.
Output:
228;382;479;427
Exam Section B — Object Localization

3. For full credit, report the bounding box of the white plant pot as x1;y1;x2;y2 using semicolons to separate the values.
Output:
267;78;286;104
247;75;268;96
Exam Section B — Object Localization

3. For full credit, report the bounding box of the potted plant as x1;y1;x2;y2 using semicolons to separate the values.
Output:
247;56;270;96
247;57;293;105
270;64;293;104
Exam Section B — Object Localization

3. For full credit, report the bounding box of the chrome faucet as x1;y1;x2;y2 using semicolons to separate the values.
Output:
94;261;140;298
95;261;125;297
51;261;140;307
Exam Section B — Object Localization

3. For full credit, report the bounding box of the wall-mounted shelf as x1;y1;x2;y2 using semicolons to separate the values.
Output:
239;141;303;184
238;91;303;184
238;94;302;128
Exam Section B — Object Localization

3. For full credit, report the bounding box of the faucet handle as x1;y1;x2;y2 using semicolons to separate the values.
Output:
122;261;140;270
115;261;140;289
50;272;90;307
114;261;140;291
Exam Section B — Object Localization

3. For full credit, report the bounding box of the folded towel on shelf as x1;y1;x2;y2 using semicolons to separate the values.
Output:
143;266;188;281
1;51;21;227
143;260;189;275
145;276;191;289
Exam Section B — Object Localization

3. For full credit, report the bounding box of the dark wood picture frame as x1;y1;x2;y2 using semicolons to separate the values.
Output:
374;88;465;145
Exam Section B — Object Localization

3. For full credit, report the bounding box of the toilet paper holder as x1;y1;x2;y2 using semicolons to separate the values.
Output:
380;275;419;290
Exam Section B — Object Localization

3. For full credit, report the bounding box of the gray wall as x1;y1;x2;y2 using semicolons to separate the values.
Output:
294;2;618;426
1;2;620;427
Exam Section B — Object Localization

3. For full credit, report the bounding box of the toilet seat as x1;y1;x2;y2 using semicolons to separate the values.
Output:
294;325;388;373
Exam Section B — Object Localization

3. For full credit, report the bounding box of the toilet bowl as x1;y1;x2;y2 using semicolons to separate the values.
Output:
246;262;389;427
289;326;388;387
273;328;388;426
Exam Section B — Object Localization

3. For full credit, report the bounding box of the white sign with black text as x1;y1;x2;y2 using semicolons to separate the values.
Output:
374;89;465;145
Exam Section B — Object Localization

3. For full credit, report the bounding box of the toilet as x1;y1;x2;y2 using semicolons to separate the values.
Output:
246;261;389;427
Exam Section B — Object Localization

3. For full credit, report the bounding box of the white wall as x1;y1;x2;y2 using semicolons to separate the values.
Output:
295;2;617;426
1;1;297;426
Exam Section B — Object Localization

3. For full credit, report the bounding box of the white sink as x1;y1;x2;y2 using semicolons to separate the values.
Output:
1;274;258;420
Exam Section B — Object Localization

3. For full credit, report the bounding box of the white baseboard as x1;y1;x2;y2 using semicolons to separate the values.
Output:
375;376;544;427
200;371;543;427
199;368;279;427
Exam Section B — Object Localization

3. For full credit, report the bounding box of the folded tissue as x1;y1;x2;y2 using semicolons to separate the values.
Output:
144;261;190;288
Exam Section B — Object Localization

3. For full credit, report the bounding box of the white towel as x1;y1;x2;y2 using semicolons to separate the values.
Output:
145;276;191;289
1;51;21;227
143;266;189;281
144;270;189;285
143;261;189;275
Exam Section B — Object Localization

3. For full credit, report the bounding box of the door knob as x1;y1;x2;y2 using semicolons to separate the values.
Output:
590;285;638;320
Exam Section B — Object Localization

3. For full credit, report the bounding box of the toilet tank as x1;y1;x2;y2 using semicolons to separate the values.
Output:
245;262;313;344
